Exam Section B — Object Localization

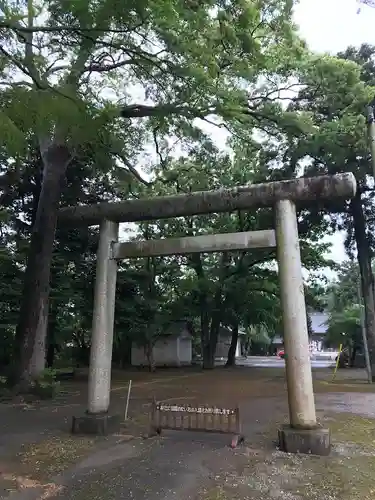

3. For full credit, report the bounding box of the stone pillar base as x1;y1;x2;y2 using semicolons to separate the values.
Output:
278;424;331;456
71;412;121;435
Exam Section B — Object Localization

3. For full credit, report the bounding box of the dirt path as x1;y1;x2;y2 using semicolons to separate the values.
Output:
0;401;275;500
2;368;375;499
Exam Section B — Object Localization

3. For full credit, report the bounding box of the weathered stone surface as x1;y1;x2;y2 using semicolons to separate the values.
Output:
58;173;356;226
276;199;317;429
71;413;121;435
278;424;331;456
113;230;276;259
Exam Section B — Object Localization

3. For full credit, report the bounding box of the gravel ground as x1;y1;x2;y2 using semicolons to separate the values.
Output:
1;368;375;499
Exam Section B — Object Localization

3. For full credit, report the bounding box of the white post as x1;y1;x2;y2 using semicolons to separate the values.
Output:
124;380;132;420
275;199;317;429
87;220;119;414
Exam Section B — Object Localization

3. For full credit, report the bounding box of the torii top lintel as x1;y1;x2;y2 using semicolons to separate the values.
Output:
58;173;356;227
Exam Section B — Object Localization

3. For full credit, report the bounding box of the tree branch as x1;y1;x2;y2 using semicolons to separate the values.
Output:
85;59;135;73
0;21;138;34
119;102;290;135
250;288;278;298
152;127;168;170
0;46;80;108
120;103;207;119
0;46;39;86
113;152;151;186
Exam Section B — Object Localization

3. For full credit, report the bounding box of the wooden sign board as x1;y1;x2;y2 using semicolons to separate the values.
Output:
150;400;244;448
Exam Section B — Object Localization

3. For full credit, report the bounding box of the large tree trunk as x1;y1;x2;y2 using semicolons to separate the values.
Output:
350;191;375;381
46;344;55;368
350;345;358;368
226;323;239;367
120;337;132;368
13;143;71;385
208;299;222;368
28;298;48;377
145;343;155;372
27;161;47;378
201;312;212;369
190;246;228;370
189;253;211;369
196;253;227;370
202;287;223;369
46;304;59;368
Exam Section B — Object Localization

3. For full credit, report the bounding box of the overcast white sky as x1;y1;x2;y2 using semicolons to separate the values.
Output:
294;0;375;263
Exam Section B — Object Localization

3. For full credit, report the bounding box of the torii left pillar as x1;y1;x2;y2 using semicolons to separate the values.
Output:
72;219;121;435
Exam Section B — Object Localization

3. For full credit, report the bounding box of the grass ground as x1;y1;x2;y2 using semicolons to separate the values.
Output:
1;366;375;499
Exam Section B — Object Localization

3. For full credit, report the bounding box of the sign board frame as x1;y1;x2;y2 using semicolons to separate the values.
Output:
149;400;244;448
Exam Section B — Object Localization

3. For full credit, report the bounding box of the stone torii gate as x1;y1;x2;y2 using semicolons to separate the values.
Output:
61;173;356;455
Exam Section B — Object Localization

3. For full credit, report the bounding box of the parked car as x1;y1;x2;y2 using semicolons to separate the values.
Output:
314;350;338;361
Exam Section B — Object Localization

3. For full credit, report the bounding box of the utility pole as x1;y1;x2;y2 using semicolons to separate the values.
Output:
358;280;372;383
363;99;375;382
366;98;375;178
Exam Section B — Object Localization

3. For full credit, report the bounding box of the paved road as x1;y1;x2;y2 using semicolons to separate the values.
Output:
234;356;336;369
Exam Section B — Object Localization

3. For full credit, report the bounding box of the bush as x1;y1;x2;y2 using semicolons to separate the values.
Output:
0;368;60;400
0;375;12;401
30;368;61;399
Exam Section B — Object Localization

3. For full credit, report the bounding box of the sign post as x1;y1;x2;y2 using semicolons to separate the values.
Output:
332;344;343;382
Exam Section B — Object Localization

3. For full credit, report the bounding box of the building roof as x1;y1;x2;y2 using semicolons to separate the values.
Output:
273;335;283;344
272;311;328;342
219;326;248;338
309;312;328;335
218;326;233;338
157;320;194;339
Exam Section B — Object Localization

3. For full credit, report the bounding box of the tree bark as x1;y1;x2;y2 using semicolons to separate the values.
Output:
226;323;239;367
28;298;48;377
13;143;71;384
204;288;223;369
27;159;47;377
145;343;155;372
121;337;132;368
195;253;227;370
200;300;212;369
350;346;357;368
350;191;375;381
199;278;223;370
190;254;211;369
46;304;59;368
46;343;55;368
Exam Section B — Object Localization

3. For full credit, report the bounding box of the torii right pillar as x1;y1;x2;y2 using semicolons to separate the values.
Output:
276;199;331;456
